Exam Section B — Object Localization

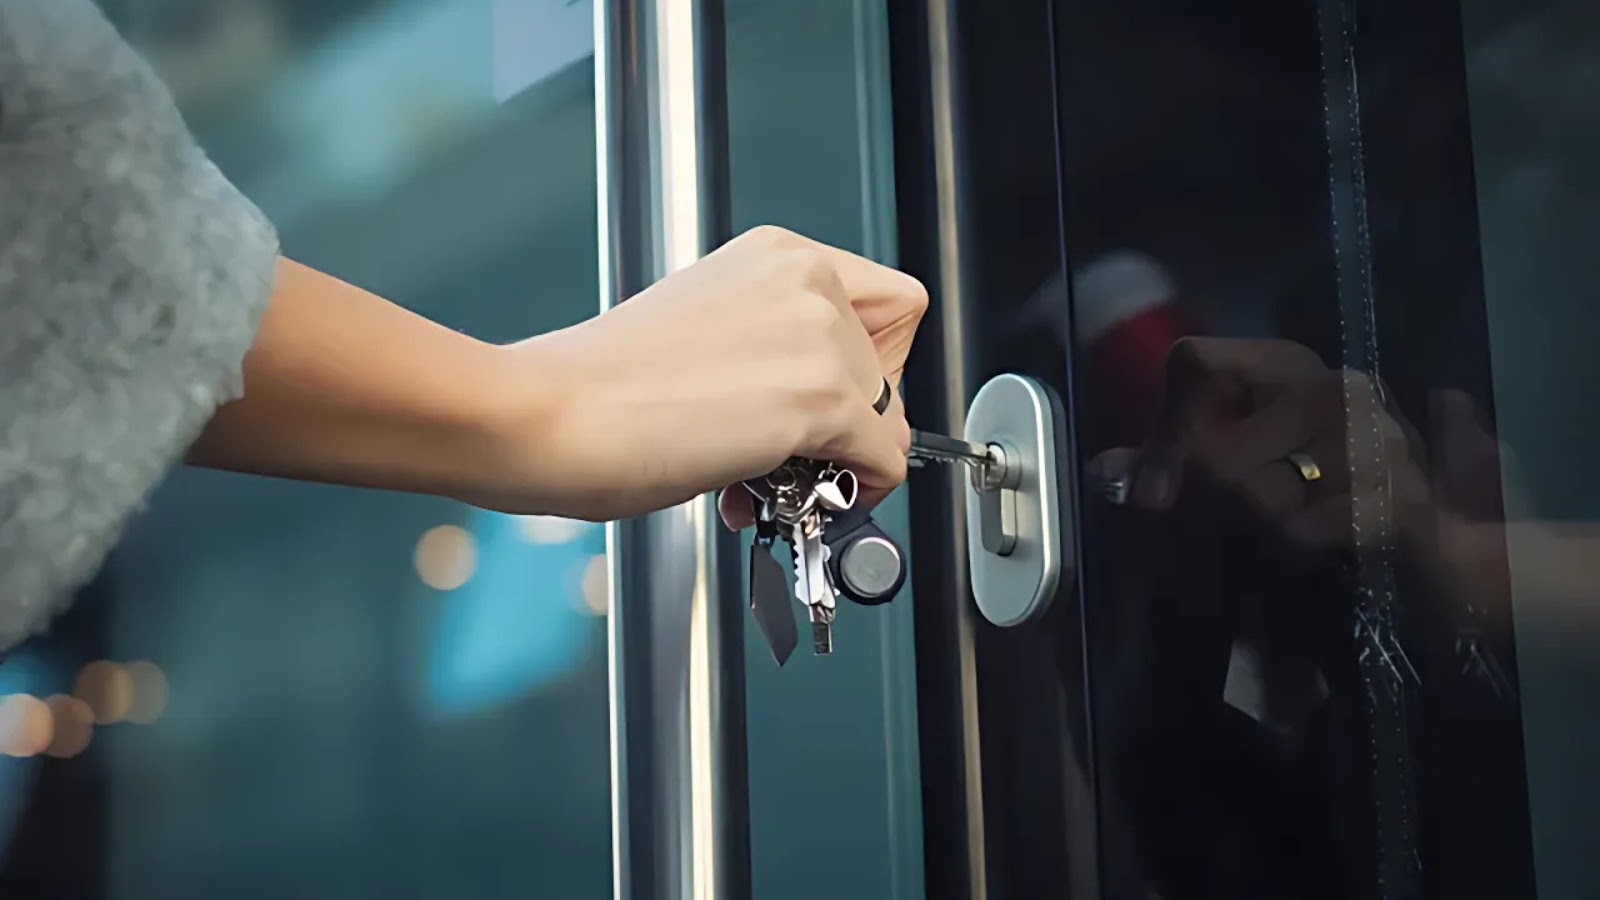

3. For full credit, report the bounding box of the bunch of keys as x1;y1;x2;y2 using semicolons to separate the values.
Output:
743;457;907;665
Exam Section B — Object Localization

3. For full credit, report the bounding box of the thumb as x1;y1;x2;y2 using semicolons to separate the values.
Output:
852;387;912;512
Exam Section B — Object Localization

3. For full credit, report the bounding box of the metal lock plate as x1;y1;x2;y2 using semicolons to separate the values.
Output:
963;374;1069;627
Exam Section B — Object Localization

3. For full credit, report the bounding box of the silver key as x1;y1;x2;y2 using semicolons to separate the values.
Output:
792;512;834;654
799;466;858;654
748;458;861;658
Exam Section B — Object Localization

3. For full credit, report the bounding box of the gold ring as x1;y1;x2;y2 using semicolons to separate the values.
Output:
1286;452;1323;484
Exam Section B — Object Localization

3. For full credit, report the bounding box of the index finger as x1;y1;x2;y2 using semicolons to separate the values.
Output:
785;231;927;305
756;228;929;346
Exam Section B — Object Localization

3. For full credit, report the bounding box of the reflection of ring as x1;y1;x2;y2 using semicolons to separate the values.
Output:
1286;452;1323;484
873;378;893;415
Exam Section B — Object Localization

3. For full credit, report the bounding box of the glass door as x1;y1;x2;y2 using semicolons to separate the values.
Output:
895;0;1600;898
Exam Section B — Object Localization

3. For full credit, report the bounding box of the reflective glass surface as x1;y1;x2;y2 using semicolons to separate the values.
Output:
947;0;1600;897
0;2;609;897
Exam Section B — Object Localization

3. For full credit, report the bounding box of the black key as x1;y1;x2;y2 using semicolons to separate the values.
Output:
749;542;798;666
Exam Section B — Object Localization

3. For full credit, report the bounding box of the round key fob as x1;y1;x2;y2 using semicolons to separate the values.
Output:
822;504;906;606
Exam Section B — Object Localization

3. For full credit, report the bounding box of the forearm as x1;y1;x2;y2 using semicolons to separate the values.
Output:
187;258;545;503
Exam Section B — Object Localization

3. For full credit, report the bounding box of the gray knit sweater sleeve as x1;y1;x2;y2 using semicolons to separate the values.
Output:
0;0;279;651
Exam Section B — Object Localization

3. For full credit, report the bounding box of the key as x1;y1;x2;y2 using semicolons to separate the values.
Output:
909;429;992;468
747;495;798;665
742;456;904;662
909;428;1023;553
908;428;1010;493
793;512;835;654
791;464;856;655
742;458;830;663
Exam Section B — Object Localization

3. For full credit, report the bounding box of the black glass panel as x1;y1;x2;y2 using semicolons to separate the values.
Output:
937;0;1600;897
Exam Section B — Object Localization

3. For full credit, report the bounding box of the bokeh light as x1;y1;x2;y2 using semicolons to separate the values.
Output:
580;555;609;616
43;695;94;760
125;661;170;725
425;511;600;715
0;695;53;759
73;661;135;725
415;524;477;590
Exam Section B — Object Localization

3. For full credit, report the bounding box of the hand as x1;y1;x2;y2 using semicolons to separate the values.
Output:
1096;337;1429;551
496;226;927;523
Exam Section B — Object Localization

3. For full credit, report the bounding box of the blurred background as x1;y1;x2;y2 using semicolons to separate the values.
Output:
0;2;922;898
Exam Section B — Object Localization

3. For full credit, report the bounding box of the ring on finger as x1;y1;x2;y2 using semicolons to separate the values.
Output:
873;377;893;415
1285;451;1323;484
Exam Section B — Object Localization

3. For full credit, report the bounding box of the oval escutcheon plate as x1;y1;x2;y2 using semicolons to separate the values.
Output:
963;374;1071;627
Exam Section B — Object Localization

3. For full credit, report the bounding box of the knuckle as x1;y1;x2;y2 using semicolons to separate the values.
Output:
794;248;842;295
1341;368;1377;395
1164;336;1209;375
794;290;846;335
897;273;930;315
1279;341;1324;370
1337;370;1385;416
743;224;802;250
1257;337;1321;367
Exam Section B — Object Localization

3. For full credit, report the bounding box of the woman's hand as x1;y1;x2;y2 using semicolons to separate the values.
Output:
1094;336;1430;551
490;226;927;523
189;228;925;525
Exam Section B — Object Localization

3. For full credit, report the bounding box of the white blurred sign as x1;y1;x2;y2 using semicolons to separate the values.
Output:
493;0;595;102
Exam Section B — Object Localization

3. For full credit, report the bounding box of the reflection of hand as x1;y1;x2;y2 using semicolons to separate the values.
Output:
1430;388;1517;523
504;226;926;523
1096;337;1430;551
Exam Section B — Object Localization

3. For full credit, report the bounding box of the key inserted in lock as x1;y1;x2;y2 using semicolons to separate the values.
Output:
973;442;1023;556
909;429;1025;556
961;375;1071;627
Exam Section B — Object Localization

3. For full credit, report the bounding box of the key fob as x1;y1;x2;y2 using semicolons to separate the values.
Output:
822;505;906;606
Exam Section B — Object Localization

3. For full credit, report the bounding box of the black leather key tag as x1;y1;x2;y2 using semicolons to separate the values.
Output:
749;542;798;666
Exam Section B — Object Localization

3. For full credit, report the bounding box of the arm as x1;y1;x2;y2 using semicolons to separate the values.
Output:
184;228;925;523
186;258;552;505
0;0;923;655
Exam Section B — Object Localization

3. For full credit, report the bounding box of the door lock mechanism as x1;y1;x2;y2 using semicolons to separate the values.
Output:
907;374;1071;627
971;441;1023;556
963;374;1069;627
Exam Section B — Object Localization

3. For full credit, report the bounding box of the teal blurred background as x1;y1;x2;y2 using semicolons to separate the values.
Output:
0;1;922;898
